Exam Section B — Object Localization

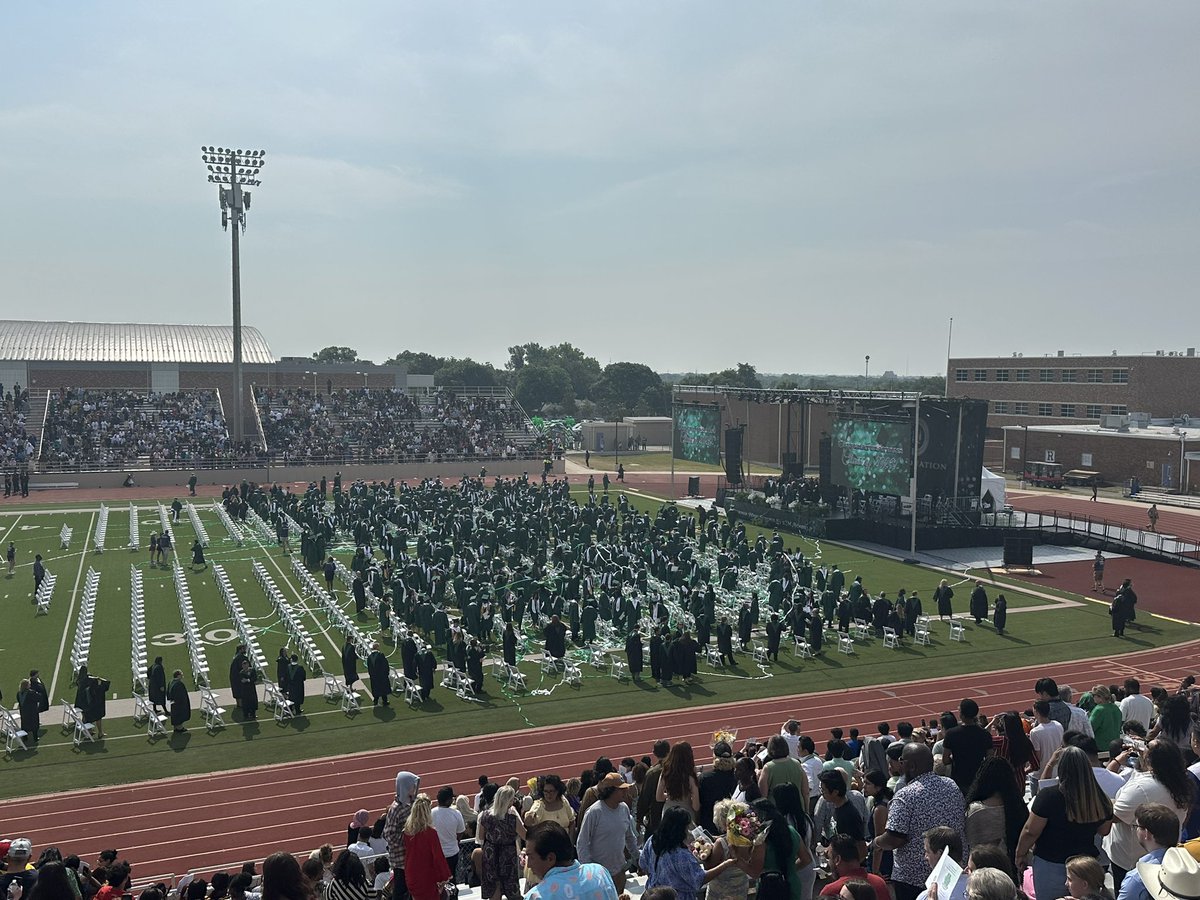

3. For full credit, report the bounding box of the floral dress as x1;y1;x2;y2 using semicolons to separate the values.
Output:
480;809;521;899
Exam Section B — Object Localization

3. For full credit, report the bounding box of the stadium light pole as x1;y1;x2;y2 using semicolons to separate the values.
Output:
201;146;266;446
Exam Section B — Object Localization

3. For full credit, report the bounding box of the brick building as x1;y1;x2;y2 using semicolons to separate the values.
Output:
946;349;1200;436
1001;422;1199;493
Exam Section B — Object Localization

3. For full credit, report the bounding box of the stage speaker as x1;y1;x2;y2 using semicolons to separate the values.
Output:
1003;537;1034;568
724;427;744;485
818;437;832;484
686;476;701;497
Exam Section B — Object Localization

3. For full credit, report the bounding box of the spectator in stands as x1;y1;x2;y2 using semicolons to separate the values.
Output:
1029;701;1065;765
30;861;80;900
733;756;762;805
401;795;450;900
942;699;994;793
917;827;965;900
262;852;312;900
1116;802;1180;900
638;740;671;836
963;757;1025;863
524;821;618;900
759;736;811;808
0;839;37;899
639;807;734;900
430;787;464;880
1015;745;1113;900
861;770;893;877
95;863;132;900
697;741;737;833
477;785;525;900
523;776;573;885
702;799;755;900
656;742;700;821
347;830;373;860
815;770;868;854
1122;679;1155;731
1065;855;1114;900
964;868;1017;900
772;782;818;900
820;834;890;900
1059;686;1096;738
576;773;638;892
1107;741;1194;888
1091;685;1124;750
382;771;420;898
876;743;967;900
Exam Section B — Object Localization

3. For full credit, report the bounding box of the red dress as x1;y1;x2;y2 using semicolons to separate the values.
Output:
402;827;451;900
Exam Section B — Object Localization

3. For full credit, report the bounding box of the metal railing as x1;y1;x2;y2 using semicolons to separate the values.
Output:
992;508;1200;564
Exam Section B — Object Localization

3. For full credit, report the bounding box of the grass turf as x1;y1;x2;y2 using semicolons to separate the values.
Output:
0;495;1194;799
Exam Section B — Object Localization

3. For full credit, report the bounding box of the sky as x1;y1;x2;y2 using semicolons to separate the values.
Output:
1;2;1198;376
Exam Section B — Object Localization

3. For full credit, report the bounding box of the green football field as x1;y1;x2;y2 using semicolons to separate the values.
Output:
0;491;1193;799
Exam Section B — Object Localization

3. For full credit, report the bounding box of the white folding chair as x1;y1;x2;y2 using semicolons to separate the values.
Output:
2;710;30;756
323;674;343;701
564;663;582;687
838;633;855;655
914;623;932;646
609;659;628;681
505;666;527;691
540;657;564;676
753;646;769;664
950;620;966;642
794;638;813;659
341;687;362;714
706;647;723;668
883;627;899;649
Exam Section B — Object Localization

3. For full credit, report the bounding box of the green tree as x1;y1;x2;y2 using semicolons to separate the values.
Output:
434;358;499;388
312;346;359;364
705;362;762;389
507;342;600;400
594;362;666;417
384;351;444;374
515;364;574;414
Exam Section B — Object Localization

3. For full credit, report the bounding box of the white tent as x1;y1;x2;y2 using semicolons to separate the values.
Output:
980;467;1006;510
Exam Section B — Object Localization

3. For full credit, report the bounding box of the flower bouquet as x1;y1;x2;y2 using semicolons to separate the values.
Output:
711;727;738;749
725;800;767;848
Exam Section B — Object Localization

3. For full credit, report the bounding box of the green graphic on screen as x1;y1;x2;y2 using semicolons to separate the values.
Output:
831;418;911;495
673;406;721;465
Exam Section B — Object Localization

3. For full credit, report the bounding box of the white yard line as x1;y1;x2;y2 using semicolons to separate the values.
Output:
47;511;97;702
0;513;22;551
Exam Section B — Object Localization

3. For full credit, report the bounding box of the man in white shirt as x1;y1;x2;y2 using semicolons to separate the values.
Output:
432;785;467;874
1120;678;1154;731
348;828;375;859
1030;700;1065;766
1059;685;1095;738
798;735;824;813
781;719;802;757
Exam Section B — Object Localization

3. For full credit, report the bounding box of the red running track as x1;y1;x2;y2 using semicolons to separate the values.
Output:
6;640;1200;880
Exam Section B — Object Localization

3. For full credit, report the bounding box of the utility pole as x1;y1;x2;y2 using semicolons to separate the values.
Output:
201;146;266;445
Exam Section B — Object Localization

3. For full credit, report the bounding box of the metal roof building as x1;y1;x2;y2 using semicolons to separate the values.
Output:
0;320;275;365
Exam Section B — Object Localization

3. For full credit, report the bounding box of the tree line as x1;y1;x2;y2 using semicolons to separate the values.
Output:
309;344;941;419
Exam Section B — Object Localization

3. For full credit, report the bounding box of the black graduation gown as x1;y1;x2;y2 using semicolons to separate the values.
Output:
342;643;359;686
451;639;468;672
660;637;676;682
993;597;1007;634
276;651;290;688
808;614;824;653
649;633;664;680
148;663;168;706
467;646;485;692
696;613;711;648
168;677;191;727
288;662;307;711
543;621;567;659
625;632;644;676
674;637;697;678
366;650;391;702
417;650;436;700
230;651;247;701
970;586;988;623
17;689;40;740
240;669;259;716
401;637;418;679
737;607;752;645
502;628;518;667
766;620;783;657
935;585;954;617
717;623;734;660
75;677;110;723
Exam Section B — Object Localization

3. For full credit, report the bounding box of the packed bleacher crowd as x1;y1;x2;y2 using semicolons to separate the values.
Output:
9;672;1200;900
40;389;238;468
1;382;36;472
255;388;541;463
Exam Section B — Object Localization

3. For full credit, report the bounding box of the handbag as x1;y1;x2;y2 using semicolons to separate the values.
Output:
438;881;458;900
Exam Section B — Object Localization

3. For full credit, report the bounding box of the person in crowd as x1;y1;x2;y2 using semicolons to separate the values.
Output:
477;785;526;900
819;833;890;900
638;740;671;837
1090;685;1124;750
942;699;994;794
1066;855;1115;900
430;787;465;880
703;799;757;900
734;756;763;805
262;851;313;900
697;741;737;833
815;770;868;856
400;795;450;900
875;743;966;900
964;757;1025;863
1106;741;1193;888
772;782;817;900
639;807;735;900
523;821;618;900
168;669;191;733
760;735;811;808
963;868;1016;900
347;808;371;847
576;773;638;893
347;829;373;859
524;775;574;884
382;771;420;898
1014;745;1114;900
1122;679;1155;731
656;741;700;820
1030;700;1066;763
861;770;893;878
1116;802;1180;900
27;861;77;900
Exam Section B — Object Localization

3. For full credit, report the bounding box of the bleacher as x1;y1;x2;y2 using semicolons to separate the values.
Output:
255;386;542;463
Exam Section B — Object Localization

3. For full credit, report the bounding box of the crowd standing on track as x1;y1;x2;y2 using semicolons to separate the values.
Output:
10;671;1200;900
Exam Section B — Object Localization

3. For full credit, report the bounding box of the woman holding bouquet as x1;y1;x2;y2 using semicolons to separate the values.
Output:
703;799;760;900
640;807;736;900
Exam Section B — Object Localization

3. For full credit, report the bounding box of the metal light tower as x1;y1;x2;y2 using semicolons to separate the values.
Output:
201;145;266;445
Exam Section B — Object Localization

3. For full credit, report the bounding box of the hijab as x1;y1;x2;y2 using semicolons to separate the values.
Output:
394;771;419;803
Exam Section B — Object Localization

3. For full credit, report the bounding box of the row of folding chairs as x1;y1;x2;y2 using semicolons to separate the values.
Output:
244;507;275;544
69;568;100;675
211;563;270;676
60;700;97;748
389;668;424;707
35;569;57;615
127;502;141;550
262;681;295;724
60;523;73;549
289;557;370;656
325;560;374;649
252;561;324;673
1;707;30;756
93;504;109;553
212;501;245;546
130;565;148;693
173;562;210;685
186;503;209;548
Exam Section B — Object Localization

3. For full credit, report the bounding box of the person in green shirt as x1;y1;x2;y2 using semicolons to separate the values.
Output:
1087;684;1123;749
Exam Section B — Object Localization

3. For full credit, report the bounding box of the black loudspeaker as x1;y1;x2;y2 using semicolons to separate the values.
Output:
724;427;744;485
818;437;832;484
1003;537;1034;568
687;476;701;497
